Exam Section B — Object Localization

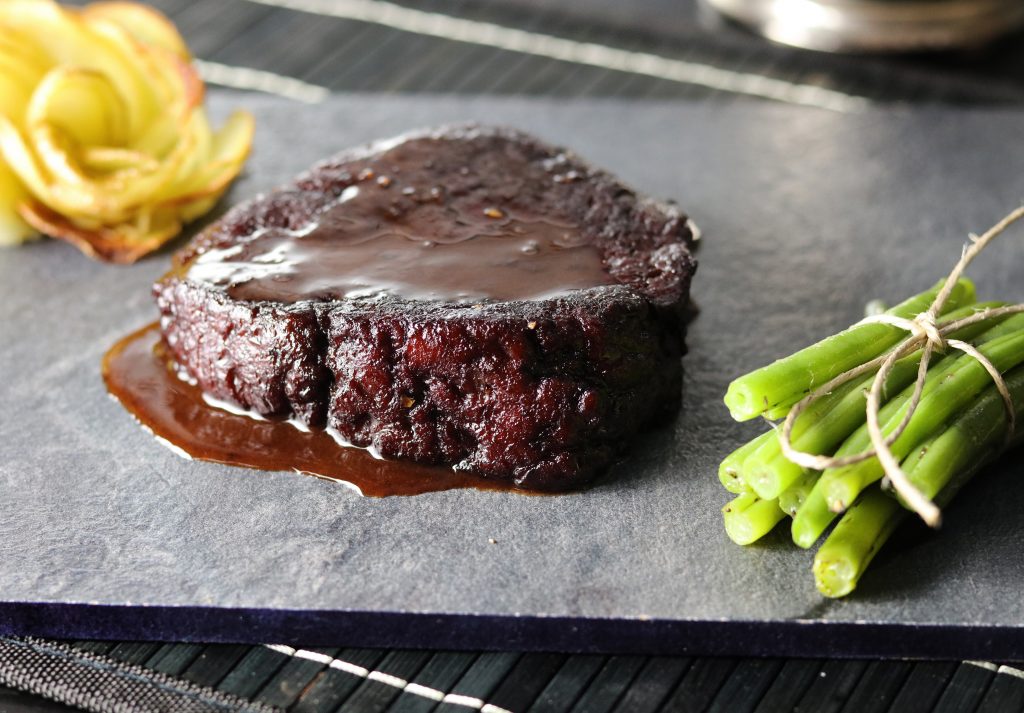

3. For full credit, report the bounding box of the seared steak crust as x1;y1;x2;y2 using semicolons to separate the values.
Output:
155;125;696;490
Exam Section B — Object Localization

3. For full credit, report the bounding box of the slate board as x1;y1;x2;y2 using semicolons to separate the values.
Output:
4;94;1024;658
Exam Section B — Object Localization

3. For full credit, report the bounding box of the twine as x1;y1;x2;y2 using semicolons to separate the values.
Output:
778;206;1024;527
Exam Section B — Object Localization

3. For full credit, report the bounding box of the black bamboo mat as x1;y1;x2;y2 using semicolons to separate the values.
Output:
4;638;1024;713
130;0;1024;105
10;0;1024;711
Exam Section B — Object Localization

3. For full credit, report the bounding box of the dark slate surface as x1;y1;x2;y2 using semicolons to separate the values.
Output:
3;95;1024;656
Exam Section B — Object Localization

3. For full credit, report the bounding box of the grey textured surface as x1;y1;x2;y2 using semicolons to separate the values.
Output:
3;95;1024;651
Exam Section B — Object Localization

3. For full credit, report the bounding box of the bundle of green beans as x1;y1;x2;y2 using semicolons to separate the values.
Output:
718;278;1024;597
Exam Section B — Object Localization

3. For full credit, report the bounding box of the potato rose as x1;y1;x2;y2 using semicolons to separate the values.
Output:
0;0;254;263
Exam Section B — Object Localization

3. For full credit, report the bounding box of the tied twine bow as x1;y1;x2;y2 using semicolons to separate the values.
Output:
778;206;1024;527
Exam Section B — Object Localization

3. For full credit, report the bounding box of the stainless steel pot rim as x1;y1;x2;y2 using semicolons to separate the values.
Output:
705;0;1024;52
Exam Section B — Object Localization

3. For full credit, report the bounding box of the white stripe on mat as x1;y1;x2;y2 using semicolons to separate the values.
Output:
194;59;330;103
265;646;1024;709
262;644;514;711
966;660;1000;671
966;660;1024;680
242;0;869;112
998;664;1024;680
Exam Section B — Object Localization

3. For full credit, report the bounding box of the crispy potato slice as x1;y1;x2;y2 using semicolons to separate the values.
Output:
167;110;254;203
80;1;190;58
0;161;34;245
0;0;255;260
27;67;129;148
20;199;180;263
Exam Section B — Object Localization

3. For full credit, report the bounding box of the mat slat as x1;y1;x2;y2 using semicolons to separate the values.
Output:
216;646;293;700
388;652;478;713
255;647;339;709
887;662;961;713
838;660;915;713
70;642;116;656
794;660;868;713
106;642;163;666
289;648;389;713
434;652;521;712
706;658;784;713
526;655;606;713
752;659;823;713
931;664;997;713
485;653;567;712
339;650;432;712
180;645;253;689
661;657;739;712
975;669;1024;713
569;656;647;713
610;656;691;712
145;643;205;676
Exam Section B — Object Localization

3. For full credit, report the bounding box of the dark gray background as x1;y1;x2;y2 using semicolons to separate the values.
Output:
4;95;1024;645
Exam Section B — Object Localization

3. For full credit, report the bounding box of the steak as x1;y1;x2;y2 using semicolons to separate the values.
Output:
154;125;696;490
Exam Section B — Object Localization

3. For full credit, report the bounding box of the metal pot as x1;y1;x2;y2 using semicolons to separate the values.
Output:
703;0;1024;52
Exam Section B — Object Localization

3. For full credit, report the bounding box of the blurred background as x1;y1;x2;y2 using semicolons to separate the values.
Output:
71;0;1024;107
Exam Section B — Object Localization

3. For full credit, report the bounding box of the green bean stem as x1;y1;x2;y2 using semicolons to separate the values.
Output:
790;477;839;549
777;471;818;518
813;489;905;598
718;431;773;493
723;493;787;545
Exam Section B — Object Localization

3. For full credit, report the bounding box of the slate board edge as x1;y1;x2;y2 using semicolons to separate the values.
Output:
2;603;1020;659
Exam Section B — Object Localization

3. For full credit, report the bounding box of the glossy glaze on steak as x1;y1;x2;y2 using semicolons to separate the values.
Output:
155;125;696;490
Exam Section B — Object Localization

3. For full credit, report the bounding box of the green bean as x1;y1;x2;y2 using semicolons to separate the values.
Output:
723;493;787;545
742;302;1005;500
821;327;1024;513
724;279;974;421
813;489;905;598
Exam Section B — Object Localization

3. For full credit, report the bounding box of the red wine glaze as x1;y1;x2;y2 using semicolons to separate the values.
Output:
181;133;615;304
103;323;526;496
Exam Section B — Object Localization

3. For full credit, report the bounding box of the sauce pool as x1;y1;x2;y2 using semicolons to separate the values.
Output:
102;323;528;496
